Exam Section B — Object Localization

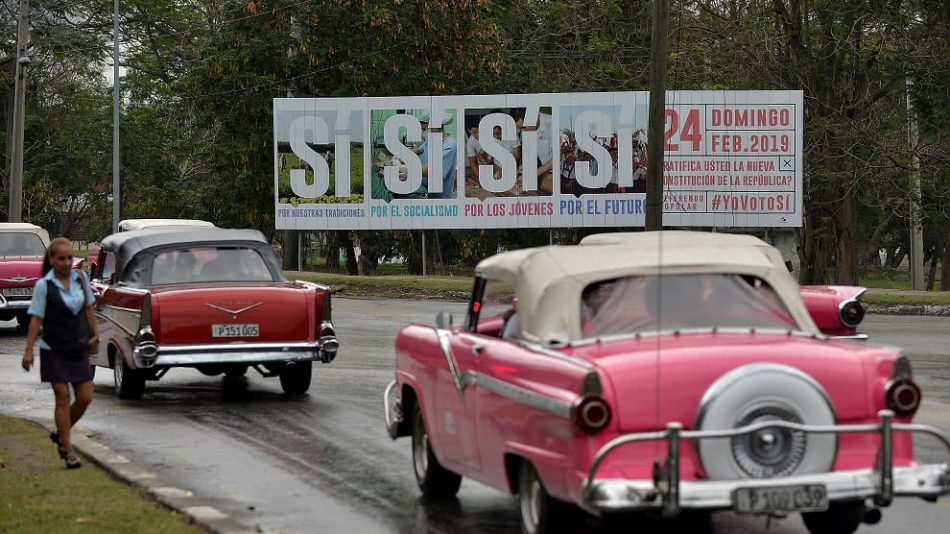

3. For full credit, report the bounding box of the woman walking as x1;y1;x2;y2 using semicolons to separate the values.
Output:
21;237;99;469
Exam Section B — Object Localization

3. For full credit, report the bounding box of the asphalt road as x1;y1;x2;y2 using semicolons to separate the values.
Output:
1;302;948;534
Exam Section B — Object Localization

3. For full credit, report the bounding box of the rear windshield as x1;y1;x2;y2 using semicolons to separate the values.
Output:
580;274;797;338
0;232;46;257
150;247;278;285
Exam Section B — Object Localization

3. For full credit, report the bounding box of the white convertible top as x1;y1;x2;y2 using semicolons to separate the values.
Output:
475;237;817;344
580;230;790;270
0;222;50;245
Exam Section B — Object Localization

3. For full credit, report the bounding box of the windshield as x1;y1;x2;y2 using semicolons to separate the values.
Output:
150;247;277;285
580;274;797;338
0;232;46;257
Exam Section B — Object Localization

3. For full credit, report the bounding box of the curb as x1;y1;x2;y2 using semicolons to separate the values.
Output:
56;424;259;534
867;305;950;316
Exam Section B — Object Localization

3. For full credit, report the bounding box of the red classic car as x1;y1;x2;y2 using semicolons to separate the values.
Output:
385;235;949;534
580;231;869;339
0;223;54;328
89;229;338;399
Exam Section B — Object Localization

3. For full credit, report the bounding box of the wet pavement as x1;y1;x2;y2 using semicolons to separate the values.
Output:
1;302;948;533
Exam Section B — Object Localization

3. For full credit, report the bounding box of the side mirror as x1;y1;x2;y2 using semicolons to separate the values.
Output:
435;310;453;330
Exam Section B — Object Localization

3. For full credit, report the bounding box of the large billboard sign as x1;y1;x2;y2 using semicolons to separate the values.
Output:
274;91;802;230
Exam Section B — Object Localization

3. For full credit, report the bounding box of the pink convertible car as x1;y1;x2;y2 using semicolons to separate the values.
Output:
385;233;948;534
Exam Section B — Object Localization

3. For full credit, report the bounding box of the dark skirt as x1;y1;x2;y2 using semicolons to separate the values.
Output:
39;348;94;384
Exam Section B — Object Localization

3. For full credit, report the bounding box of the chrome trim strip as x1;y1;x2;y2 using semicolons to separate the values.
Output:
0;276;38;283
205;302;263;316
96;310;137;336
570;327;823;348
827;333;869;341
582;411;950;514
519;341;596;371
103;304;143;314
158;341;321;354
432;327;464;396
465;372;572;419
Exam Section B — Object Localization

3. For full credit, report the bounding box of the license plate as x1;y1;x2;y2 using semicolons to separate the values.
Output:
2;287;32;297
733;484;828;514
211;324;260;337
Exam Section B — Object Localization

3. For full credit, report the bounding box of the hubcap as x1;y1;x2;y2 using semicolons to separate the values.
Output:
731;404;806;478
114;359;123;390
412;412;429;479
521;475;541;532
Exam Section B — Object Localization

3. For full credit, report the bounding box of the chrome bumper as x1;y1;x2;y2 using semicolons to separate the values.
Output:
583;411;950;515
384;380;403;439
0;295;30;311
133;338;339;368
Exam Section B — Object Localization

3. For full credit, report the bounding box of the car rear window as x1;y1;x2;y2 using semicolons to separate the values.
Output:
150;247;277;285
0;232;46;257
580;274;797;338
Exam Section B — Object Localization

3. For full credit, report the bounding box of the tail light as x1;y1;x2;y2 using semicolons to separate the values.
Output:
885;377;921;417
839;301;865;327
573;395;612;434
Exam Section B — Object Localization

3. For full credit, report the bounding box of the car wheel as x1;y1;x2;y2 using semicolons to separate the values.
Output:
802;501;865;534
225;366;247;378
113;355;145;400
279;361;312;394
696;363;836;480
518;461;582;534
411;403;462;497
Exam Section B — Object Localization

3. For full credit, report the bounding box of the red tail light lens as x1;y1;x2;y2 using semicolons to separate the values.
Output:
574;396;612;434
885;377;921;417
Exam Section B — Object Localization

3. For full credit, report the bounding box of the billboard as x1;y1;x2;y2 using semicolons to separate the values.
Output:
274;91;802;230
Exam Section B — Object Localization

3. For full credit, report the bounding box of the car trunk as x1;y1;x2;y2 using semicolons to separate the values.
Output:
150;283;311;344
566;333;880;434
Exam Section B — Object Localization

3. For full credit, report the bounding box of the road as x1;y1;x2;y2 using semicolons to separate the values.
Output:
1;303;948;533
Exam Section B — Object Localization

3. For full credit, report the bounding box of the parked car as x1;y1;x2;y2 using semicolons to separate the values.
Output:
580;231;868;339
0;223;51;328
89;228;338;399
385;236;949;534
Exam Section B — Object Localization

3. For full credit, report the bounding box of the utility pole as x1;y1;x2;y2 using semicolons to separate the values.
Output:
7;0;30;223
906;78;924;290
112;0;121;233
645;0;669;231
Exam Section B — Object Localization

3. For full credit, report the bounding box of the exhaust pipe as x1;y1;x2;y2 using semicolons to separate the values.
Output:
863;507;882;525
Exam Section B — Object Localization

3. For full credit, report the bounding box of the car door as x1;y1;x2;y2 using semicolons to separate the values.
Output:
432;329;482;472
92;250;147;369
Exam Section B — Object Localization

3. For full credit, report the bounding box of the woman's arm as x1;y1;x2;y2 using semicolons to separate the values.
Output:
86;306;100;353
21;316;42;371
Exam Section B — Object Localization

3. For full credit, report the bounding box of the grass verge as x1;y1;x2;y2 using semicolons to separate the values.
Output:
863;292;950;307
287;271;950;307
0;415;202;534
288;271;471;300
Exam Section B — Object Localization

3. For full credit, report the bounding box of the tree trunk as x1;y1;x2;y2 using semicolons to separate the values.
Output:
801;208;830;284
941;229;950;291
340;232;358;275
406;232;423;275
834;177;859;285
281;230;299;270
324;232;339;271
926;253;937;291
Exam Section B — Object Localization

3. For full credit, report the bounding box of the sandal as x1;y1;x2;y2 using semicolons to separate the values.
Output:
63;450;82;469
50;432;67;459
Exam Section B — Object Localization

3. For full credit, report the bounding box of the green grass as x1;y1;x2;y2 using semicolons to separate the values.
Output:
0;415;201;533
863;292;950;306
861;277;943;291
289;271;471;299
